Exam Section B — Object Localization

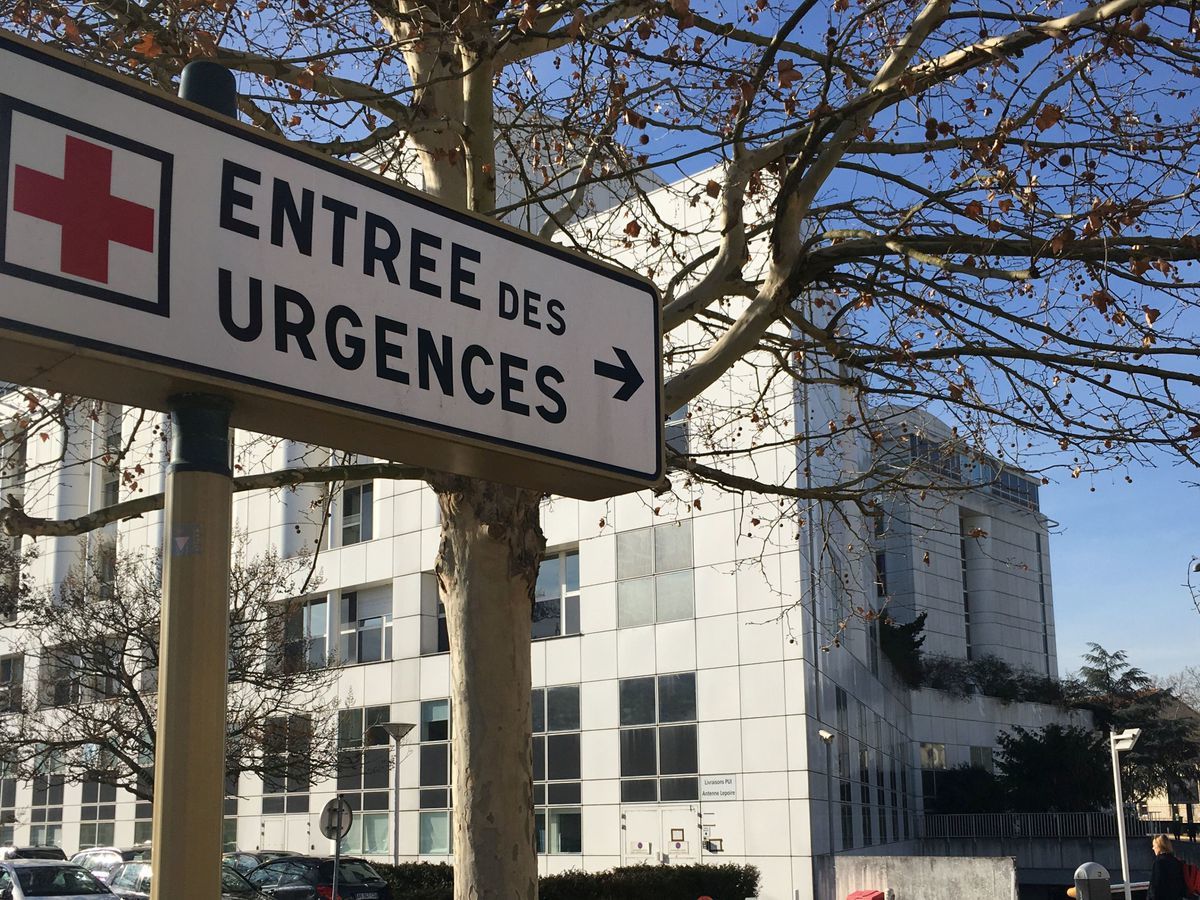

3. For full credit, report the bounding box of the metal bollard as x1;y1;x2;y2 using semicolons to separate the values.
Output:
1074;862;1111;900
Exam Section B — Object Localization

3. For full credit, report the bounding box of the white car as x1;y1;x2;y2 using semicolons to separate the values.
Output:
0;860;112;899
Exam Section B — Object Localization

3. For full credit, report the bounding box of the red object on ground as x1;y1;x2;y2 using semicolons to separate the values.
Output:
846;891;885;900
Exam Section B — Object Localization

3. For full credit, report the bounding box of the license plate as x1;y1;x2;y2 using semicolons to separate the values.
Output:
358;893;378;899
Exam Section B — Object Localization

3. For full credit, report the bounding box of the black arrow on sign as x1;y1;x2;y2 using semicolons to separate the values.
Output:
594;347;644;402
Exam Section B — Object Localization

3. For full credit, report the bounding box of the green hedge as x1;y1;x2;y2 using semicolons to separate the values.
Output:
371;861;759;900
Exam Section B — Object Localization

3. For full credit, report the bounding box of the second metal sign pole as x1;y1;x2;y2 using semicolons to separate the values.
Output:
150;392;233;900
150;56;239;900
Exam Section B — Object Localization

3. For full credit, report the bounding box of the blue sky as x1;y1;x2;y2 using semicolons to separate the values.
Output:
1045;465;1199;681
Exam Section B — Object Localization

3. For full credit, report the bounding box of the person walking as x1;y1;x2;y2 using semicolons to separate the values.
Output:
1150;834;1190;900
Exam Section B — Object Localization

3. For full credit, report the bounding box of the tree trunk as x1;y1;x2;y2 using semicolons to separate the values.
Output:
432;474;543;900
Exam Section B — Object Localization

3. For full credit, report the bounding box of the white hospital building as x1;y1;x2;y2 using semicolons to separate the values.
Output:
0;168;1086;900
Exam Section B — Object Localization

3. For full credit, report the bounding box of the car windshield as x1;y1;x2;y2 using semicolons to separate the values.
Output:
316;861;381;885
16;866;111;896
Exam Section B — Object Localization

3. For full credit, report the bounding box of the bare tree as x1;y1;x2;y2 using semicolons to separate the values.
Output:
4;0;1200;894
0;536;339;803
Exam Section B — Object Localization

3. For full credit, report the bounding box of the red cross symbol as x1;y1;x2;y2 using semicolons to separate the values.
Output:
12;135;155;284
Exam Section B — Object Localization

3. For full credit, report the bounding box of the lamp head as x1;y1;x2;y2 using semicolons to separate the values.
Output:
1112;728;1142;752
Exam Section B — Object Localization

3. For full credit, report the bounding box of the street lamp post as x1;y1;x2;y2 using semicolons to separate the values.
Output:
368;721;415;867
1110;727;1142;900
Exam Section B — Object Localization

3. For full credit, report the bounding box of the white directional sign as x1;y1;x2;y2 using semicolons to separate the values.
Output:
0;33;662;499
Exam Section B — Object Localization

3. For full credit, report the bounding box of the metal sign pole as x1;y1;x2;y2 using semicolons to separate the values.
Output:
149;394;233;900
331;795;342;900
149;62;238;900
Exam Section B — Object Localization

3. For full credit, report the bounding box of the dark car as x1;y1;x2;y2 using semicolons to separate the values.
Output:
106;862;264;900
246;857;391;899
0;859;113;899
0;849;67;862
67;850;151;886
222;852;300;876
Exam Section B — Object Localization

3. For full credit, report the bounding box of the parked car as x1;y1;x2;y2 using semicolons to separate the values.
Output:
222;852;300;876
245;857;391;899
0;859;112;898
106;862;264;900
67;849;150;886
0;850;67;862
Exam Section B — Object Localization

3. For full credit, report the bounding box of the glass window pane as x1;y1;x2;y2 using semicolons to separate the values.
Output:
420;745;448;787
532;737;545;782
654;520;692;572
546;686;579;731
657;673;696;722
535;556;561;601
360;484;373;542
531;599;561;639
549;809;582;854
547;734;580;781
547;782;581;805
363;813;388;854
531;690;545;734
358;625;383;663
419;811;450;854
363;747;389;790
534;812;546;854
660;776;699;802
421;700;449;741
619;728;656;777
616;529;652;579
619;678;655;726
564;552;580;592
338;710;364;749
420;789;447;809
337;750;362;792
659;724;698;775
655;571;693;622
564;596;580;636
620;779;656;803
617;579;654;628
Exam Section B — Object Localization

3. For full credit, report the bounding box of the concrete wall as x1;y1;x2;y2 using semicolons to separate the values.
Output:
835;855;1018;900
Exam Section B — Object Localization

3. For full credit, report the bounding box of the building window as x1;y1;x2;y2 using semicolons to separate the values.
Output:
30;768;64;847
339;482;374;546
535;808;582;855
223;818;238;852
93;539;117;604
79;779;117;848
618;672;698;802
337;587;393;665
665;406;689;456
0;763;15;845
1;432;24;617
99;408;122;509
959;514;974;660
436;602;450;654
533;550;580;640
616;522;694;627
969;745;994;773
39;647;81;708
337;705;390;855
281;597;328;673
0;654;22;713
419;699;451;855
261;715;311;815
532;686;582;853
918;742;946;770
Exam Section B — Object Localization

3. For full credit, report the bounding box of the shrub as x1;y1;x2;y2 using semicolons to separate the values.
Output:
372;861;760;900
